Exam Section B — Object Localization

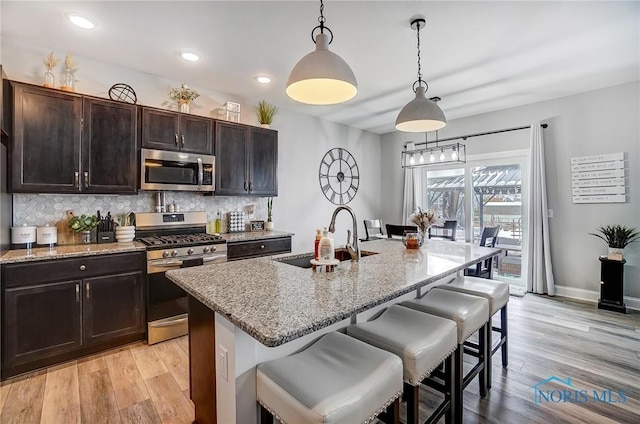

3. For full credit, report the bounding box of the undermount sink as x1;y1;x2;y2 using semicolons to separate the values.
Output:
275;249;378;269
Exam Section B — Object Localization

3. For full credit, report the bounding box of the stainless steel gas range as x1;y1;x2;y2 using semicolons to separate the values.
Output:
135;211;227;344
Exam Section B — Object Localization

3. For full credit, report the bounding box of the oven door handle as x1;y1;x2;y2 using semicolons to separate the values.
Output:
203;254;227;263
150;317;189;328
151;260;184;268
197;157;203;187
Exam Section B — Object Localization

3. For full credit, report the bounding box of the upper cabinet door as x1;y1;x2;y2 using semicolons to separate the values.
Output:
180;115;212;154
141;108;180;151
248;128;278;196
215;121;249;195
11;83;82;193
82;98;138;193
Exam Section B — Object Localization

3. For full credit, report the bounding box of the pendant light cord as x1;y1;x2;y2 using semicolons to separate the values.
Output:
416;19;422;86
312;0;334;44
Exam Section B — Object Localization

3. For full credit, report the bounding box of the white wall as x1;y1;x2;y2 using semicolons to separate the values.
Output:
382;82;640;299
1;38;382;253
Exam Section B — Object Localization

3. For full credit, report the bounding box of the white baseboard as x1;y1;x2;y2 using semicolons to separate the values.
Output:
553;285;640;311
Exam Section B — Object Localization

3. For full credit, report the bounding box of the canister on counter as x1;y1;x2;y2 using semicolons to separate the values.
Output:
11;224;37;249
37;224;58;247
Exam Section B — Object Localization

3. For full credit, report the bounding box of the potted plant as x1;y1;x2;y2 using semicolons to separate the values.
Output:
169;83;200;113
254;100;278;128
590;225;639;260
68;214;99;244
265;197;274;230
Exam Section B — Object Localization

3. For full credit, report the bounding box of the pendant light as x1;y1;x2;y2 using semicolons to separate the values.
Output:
395;16;446;132
286;0;357;105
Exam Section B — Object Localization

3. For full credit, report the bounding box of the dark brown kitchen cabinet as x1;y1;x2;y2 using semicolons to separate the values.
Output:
227;236;291;260
215;121;278;196
9;82;138;194
141;107;212;154
1;251;145;379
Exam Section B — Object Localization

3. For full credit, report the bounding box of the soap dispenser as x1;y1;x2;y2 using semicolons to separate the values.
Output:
314;228;323;260
318;229;335;263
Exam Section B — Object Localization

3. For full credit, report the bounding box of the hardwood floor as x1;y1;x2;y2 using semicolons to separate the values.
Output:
1;294;638;423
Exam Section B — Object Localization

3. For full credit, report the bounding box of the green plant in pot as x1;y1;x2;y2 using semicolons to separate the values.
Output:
68;214;99;244
590;225;639;260
254;100;278;128
265;197;274;231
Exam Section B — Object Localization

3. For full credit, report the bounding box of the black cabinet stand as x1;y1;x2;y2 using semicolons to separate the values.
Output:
598;257;626;313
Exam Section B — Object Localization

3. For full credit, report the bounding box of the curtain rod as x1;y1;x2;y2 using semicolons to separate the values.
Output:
404;123;549;148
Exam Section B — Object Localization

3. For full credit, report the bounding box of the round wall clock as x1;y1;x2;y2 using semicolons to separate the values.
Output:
318;148;360;205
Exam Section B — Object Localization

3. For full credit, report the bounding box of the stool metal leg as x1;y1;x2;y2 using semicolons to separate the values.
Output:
378;398;401;424
444;354;454;424
453;344;464;423
501;304;508;368
259;404;273;424
486;317;492;391
405;383;419;424
479;323;488;398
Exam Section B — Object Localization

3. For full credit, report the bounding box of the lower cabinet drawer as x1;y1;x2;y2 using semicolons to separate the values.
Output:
228;237;292;260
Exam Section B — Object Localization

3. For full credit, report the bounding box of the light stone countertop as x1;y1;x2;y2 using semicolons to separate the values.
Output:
221;230;294;243
166;239;501;347
0;242;146;264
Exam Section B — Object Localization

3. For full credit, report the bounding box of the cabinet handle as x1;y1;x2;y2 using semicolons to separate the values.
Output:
174;134;179;146
80;264;86;271
260;244;265;249
75;284;80;302
83;172;89;188
249;181;253;192
181;135;185;147
86;282;90;299
244;181;248;191
74;171;79;187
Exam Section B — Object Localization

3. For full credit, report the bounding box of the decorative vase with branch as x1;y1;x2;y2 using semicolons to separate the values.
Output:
169;83;200;113
61;52;78;92
43;51;59;88
265;197;274;230
590;225;639;260
254;100;278;128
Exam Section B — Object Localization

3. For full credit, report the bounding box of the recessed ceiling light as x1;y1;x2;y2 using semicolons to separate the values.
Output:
180;51;200;62
255;76;272;84
67;14;94;29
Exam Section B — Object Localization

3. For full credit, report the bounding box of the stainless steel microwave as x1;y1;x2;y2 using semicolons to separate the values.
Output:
140;148;214;192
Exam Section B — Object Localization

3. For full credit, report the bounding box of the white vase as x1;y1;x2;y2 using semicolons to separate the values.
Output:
179;100;190;113
265;221;274;231
115;226;136;243
607;247;624;260
260;123;270;129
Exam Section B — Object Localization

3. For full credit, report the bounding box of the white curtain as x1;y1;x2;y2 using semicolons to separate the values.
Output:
527;122;555;295
402;151;422;225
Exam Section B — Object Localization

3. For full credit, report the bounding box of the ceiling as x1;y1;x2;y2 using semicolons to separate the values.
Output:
2;1;638;134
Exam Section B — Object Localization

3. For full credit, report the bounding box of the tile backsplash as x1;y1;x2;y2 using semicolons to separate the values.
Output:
12;192;268;231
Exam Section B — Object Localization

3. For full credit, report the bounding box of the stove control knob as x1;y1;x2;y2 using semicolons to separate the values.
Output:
212;246;217;252
188;248;194;255
171;250;178;257
162;251;170;258
203;246;210;253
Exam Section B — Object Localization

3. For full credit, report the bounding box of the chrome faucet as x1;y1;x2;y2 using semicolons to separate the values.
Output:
328;205;360;261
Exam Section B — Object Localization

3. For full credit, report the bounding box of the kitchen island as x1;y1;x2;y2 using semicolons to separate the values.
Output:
166;238;500;424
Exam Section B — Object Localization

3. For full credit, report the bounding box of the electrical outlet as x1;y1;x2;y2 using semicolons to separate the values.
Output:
218;346;228;381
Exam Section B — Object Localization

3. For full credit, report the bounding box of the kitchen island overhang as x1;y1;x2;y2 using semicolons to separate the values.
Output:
166;239;501;424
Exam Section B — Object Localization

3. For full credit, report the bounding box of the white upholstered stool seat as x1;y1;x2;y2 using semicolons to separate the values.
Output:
402;288;489;343
346;305;457;424
439;276;509;315
439;276;510;390
401;288;491;423
257;331;403;424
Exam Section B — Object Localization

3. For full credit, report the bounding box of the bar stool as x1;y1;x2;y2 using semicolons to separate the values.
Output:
438;276;509;389
401;289;490;422
257;331;403;424
346;305;457;424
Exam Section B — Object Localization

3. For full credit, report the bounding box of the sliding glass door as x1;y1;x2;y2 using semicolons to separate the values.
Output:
421;152;528;286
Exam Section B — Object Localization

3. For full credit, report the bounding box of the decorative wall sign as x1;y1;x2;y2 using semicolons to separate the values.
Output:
571;152;626;204
318;148;360;205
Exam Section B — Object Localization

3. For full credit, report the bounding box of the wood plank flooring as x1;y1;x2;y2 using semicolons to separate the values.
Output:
0;294;638;424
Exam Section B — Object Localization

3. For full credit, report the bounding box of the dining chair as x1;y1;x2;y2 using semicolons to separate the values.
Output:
363;219;385;240
386;224;418;238
465;226;501;278
428;220;458;241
